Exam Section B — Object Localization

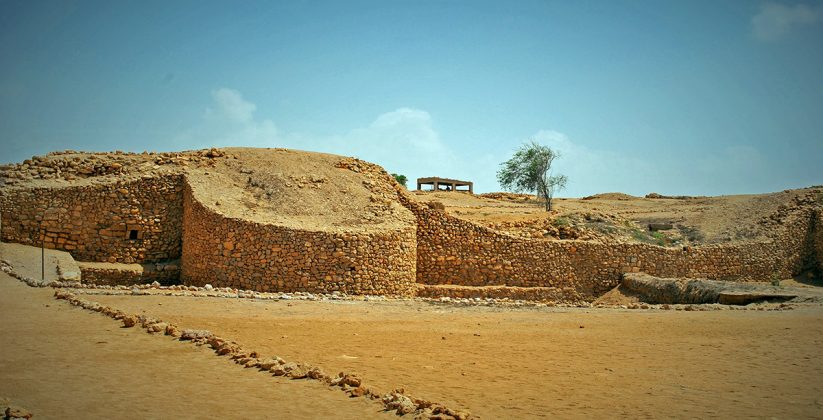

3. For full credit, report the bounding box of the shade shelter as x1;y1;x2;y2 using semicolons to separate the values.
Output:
416;177;473;193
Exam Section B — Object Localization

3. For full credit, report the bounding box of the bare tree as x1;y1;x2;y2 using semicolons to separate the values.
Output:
497;141;567;211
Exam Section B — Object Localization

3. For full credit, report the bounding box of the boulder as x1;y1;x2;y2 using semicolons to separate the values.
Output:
180;329;212;340
4;406;33;419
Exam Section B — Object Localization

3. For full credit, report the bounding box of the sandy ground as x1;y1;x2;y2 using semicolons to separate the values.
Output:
88;292;823;419
0;273;389;419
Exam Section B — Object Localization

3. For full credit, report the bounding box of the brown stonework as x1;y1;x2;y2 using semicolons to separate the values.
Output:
0;175;183;264
180;180;418;296
1;148;820;303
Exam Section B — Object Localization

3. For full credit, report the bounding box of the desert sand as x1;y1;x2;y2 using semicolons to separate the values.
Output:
0;272;388;419
81;290;823;418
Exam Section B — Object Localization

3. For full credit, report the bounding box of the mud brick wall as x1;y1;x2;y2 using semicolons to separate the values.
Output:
180;182;418;296
0;175;184;264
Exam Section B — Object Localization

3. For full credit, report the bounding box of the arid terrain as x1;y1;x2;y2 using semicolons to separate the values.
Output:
2;269;823;419
1;148;822;418
414;188;821;247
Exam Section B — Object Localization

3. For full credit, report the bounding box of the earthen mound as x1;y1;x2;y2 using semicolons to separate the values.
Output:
187;148;413;232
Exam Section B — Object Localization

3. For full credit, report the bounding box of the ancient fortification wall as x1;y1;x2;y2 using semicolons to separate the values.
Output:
2;150;819;301
180;181;418;296
0;175;183;264
403;201;814;300
334;158;822;301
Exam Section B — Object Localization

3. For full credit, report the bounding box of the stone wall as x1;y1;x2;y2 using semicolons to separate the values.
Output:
410;202;814;300
2;151;819;301
78;260;180;286
0;175;183;264
416;284;587;303
387;177;818;301
180;182;418;296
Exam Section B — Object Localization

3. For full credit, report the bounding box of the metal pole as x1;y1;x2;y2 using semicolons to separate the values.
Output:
41;210;45;283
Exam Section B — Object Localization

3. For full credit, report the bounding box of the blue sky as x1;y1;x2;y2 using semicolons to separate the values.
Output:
1;0;821;196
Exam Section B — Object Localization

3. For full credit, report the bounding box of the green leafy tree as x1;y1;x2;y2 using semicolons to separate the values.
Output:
497;141;567;211
391;173;408;189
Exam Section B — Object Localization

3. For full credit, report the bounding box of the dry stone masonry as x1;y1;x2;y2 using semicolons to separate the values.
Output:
181;180;418;295
1;148;821;303
0;174;183;264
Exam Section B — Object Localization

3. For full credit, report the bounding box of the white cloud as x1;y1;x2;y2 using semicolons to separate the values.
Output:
289;108;461;184
208;88;257;123
176;90;778;196
752;2;822;41
175;88;278;149
176;88;468;185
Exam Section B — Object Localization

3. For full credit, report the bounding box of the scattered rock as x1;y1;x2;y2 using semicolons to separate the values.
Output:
122;315;138;328
180;329;212;341
383;392;417;415
4;406;33;419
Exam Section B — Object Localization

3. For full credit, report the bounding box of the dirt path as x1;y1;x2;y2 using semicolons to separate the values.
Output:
90;293;823;419
0;273;389;419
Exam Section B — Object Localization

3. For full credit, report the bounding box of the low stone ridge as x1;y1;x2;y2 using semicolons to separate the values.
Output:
3;405;33;420
77;260;179;286
52;288;473;419
417;284;588;305
619;273;818;305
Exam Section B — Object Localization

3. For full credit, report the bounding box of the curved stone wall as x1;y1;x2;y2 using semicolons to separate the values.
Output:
401;193;816;300
180;181;418;296
1;150;818;301
0;175;183;264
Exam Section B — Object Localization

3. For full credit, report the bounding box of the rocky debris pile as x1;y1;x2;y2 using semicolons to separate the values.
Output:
619;272;813;305
382;390;471;419
418;284;590;307
581;192;636;201
477;192;536;202
1;151;151;184
0;149;229;185
336;157;411;219
481;211;635;242
3;405;33;420
426;201;446;211
644;192;695;200
757;189;822;235
56;277;799;311
51;279;585;308
486;217;584;240
53;289;473;419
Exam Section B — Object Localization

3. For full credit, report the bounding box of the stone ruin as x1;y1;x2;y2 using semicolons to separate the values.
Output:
1;148;821;303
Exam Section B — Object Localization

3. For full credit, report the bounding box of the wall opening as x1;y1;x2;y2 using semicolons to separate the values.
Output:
129;229;139;240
